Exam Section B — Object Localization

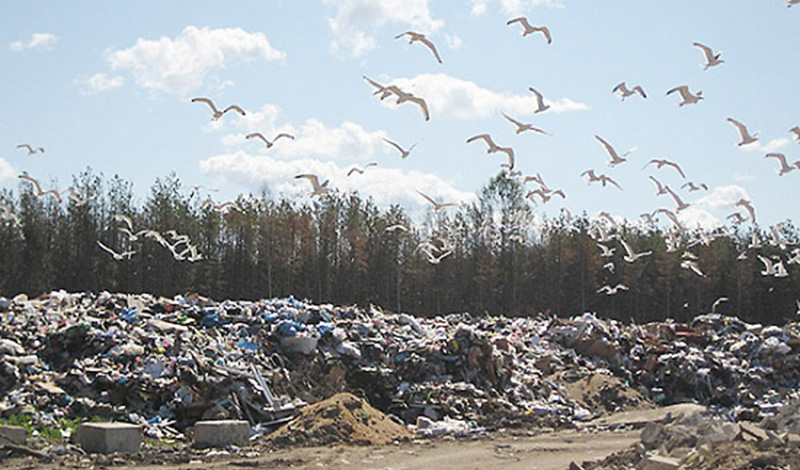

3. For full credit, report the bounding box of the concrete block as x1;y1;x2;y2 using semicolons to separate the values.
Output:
75;422;142;454
642;454;681;470
0;425;27;445
193;420;250;448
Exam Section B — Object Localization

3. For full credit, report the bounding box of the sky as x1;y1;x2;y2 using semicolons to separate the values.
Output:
1;0;799;228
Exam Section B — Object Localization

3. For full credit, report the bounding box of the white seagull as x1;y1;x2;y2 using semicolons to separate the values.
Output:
581;169;623;190
735;198;756;223
666;85;703;106
665;186;690;212
612;82;647;100
681;182;708;192
395;31;442;64
765;153;798;176
385;224;409;233
693;42;724;69
97;241;136;261
595;135;633;167
791;126;800;143
246;132;295;149
347;162;377;177
191;97;246;121
467;134;515;170
598;284;628;295
619;238;652;263
648;176;669;196
727;118;759;146
416;190;460;212
295;174;331;197
383;138;419;159
200;199;242;213
643;159;686;178
681;259;706;277
385;85;430;121
18;174;62;203
17;144;44;155
502;113;551;135
528;87;550;114
506;17;552;44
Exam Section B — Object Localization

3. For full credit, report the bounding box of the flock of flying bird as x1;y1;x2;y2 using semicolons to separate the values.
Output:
5;7;800;313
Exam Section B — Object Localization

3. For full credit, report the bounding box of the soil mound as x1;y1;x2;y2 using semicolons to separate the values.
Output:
558;373;652;415
268;393;411;446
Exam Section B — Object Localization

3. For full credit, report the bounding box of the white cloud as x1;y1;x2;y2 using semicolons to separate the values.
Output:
101;26;285;95
84;73;124;93
677;185;751;230
324;0;444;57
733;174;757;182
0;158;17;182
443;33;463;50
381;73;589;119
9;32;58;51
471;0;563;16
739;138;789;154
198;151;476;209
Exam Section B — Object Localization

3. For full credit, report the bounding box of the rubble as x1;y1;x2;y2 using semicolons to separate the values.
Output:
0;290;797;450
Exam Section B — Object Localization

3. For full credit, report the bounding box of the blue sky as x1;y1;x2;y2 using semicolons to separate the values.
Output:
1;0;798;227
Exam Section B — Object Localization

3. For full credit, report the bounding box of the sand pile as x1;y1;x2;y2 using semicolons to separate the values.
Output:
268;393;412;446
558;373;652;415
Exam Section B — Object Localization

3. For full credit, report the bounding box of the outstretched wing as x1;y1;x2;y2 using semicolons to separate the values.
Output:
191;97;218;113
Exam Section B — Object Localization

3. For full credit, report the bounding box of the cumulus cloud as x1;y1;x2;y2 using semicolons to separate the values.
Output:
739;138;789;154
324;0;444;57
9;33;58;51
471;0;563;16
381;73;589;119
0;157;17;183
676;185;751;230
82;73;124;93
99;26;285;95
198;151;476;208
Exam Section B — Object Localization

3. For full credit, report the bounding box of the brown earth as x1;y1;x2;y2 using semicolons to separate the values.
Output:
557;373;653;415
267;392;412;446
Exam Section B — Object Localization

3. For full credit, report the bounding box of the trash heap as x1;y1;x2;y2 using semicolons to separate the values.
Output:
0;291;798;442
572;395;800;470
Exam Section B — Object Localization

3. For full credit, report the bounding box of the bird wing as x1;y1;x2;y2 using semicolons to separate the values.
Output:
246;132;268;143
295;174;321;190
506;17;531;29
528;87;548;110
765;153;790;169
632;86;647;98
727;118;749;137
223;105;246;116
274;133;295;141
595;135;620;161
666;86;686;96
18;174;43;194
17;144;34;152
383;138;405;154
407;96;430;120
498;147;515;169
191;97;218;113
363;75;387;92
416;190;438;207
693;42;714;62
419;37;443;64
394;31;412;39
467;134;494;147
502;112;525;129
97;241;120;257
612;82;626;94
603;175;623;190
347;167;362;177
536;26;552;44
668;161;687;178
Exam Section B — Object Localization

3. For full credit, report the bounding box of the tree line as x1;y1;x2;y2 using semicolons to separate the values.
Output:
1;168;797;325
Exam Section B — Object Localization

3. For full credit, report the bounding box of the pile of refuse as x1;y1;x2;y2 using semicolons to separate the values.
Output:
572;396;800;470
0;290;798;442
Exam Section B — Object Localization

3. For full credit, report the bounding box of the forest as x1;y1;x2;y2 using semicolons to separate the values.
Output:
0;168;797;326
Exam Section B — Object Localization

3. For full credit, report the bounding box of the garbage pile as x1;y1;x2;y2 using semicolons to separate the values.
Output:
572;395;800;470
0;291;798;442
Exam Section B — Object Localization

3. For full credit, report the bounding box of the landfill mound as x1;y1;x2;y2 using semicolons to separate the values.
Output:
268;393;411;446
557;373;652;415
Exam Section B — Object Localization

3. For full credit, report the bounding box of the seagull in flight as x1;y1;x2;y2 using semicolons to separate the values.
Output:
791;0;800;6
295;174;331;196
597;284;628;295
506;17;552;44
727;212;747;224
581;169;622;190
620;238;652;263
612;82;647;100
18;174;62;203
246;132;295;149
385;224;409;233
595;135;633;167
191;97;246;121
643;159;686;178
467;134;515;170
383;138;419;159
765;153;798;176
17;144;44;155
665;186;690;212
363;75;393;99
681;182;708;192
200;199;242;213
385;85;430;121
693;42;724;69
727;118;759;146
528;87;550;114
502;113;551;135
97;241;136;261
681;259;706;277
596;243;616;258
735;198;756;223
347;162;377;176
648;176;669;196
395;31;442;64
416;190;459;212
666;85;703;106
654;208;686;232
